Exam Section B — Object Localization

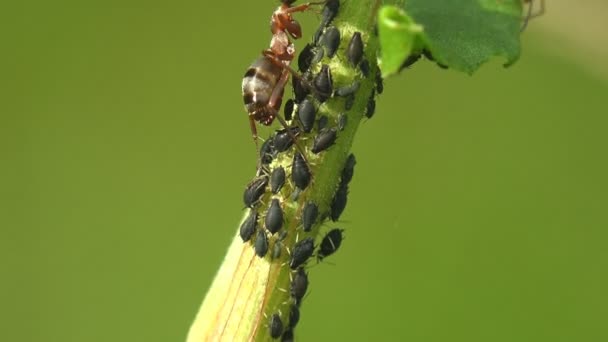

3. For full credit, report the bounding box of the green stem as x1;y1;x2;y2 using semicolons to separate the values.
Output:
187;1;380;340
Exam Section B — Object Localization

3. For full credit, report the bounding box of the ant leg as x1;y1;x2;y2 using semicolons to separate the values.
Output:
249;115;262;171
262;50;319;96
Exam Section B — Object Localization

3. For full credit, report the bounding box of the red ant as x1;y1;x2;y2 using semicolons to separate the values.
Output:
242;0;326;168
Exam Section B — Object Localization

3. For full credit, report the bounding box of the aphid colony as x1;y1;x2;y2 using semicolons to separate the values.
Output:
238;0;381;339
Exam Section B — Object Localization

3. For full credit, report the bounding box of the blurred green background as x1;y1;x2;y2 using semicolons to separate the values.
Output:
2;1;607;341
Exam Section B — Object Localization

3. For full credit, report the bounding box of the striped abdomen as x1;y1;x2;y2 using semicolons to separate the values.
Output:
242;56;284;125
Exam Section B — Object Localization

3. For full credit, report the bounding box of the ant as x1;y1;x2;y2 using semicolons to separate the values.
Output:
242;0;326;169
521;0;545;32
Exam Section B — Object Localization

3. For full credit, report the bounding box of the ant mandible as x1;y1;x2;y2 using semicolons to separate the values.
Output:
242;0;326;168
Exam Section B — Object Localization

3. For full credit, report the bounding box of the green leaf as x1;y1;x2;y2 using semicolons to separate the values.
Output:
378;0;523;76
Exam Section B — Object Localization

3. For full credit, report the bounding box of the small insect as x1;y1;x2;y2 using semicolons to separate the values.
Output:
346;32;363;67
317;115;329;131
290;237;315;269
317;228;344;261
255;229;269;258
400;53;422;71
313;65;333;103
311;127;337;154
243;176;268;208
269;313;284;339
365;93;376;119
338;112;347;131
288;304;300;329
311;46;325;65
292;152;311;190
272;230;288;259
239;210;258;242
341;153;356;185
298;43;314;72
260;137;276;165
270;167;286;194
274;127;301;152
320;0;340;28
375;73;384;94
290;267;309;303
281;329;294;342
321;26;340;58
265;198;284;235
292;75;310;103
344;93;355;110
521;0;545;32
297;98;316;133
284;99;295;121
330;183;348;221
302;201;319;232
242;0;323;167
334;80;360;97
359;58;370;77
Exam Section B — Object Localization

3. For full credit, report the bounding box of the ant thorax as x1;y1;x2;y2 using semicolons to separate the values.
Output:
269;31;295;62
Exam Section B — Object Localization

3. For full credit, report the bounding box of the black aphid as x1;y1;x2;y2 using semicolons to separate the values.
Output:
298;43;314;72
400;54;421;71
302;201;319;232
313;65;333;103
317;115;329;131
320;0;340;27
284;99;295;121
260;137;275;165
281;329;294;342
254;229;268;258
239;210;258;242
365;94;376;119
359;58;370;77
297;98;316;133
274;127;301;152
338;113;347;131
311;127;337;154
375;73;384;94
321;26;340;58
330;183;348;221
292;75;310;103
270;167;286;194
334;80;360;97
288;304;300;329
422;48;434;61
290;237;315;269
269;313;283;339
272;231;288;259
317;228;344;261
290;267;309;304
341;153;356;185
292;152;311;190
311;46;324;65
243;176;268;208
347;32;363;67
265;198;283;235
344;93;355;110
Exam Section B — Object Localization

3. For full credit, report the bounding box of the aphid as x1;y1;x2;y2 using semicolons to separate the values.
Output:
298;43;314;72
313;64;333;103
243;176;268;208
288;304;300;329
281;329;294;342
242;1;321;164
400;53;422;71
270;167;286;194
359;58;370;77
344;93;355;110
317;115;329;131
269;313;284;339
292;152;311;190
334;80;360;97
321;26;340;58
365;94;376;119
292;75;310;103
521;0;545;32
346;32;363;67
375;73;384;94
311;127;337;154
297;98;316;133
317;228;344;261
255;229;269;258
274;127;301;152
260;137;275;165
239;210;258;242
284;99;295;121
330;183;348;221
320;0;340;28
341;153;356;185
265;198;284;235
311;46;325;65
338;112;347;131
272;231;288;259
290;237;315;269
290;267;309;304
302;201;319;232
